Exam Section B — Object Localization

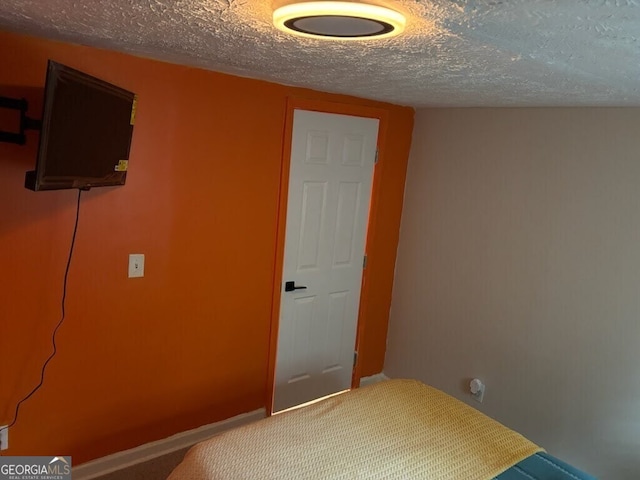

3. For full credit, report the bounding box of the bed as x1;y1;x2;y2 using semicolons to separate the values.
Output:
167;379;596;480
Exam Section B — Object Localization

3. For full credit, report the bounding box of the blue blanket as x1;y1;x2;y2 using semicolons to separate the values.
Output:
496;452;597;480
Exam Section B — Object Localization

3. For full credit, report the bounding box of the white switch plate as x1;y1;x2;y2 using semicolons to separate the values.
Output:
0;425;8;450
128;254;145;278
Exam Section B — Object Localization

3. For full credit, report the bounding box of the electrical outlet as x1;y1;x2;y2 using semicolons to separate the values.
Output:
0;425;8;450
470;379;486;404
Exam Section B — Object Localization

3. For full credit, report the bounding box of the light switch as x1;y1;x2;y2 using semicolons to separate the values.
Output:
128;254;145;278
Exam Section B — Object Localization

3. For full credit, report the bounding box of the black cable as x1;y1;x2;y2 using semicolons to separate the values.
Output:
0;189;82;448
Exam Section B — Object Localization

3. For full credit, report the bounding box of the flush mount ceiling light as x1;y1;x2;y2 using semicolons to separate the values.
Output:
273;1;406;40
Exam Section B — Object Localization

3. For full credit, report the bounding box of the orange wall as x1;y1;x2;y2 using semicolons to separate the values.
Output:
0;30;413;463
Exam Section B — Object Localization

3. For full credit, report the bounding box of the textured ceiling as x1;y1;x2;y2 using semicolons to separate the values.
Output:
1;0;640;107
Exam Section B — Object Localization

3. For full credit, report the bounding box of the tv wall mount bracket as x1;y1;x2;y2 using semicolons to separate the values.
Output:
0;96;42;145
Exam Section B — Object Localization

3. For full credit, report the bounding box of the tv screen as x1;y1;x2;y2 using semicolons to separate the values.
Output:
25;61;136;191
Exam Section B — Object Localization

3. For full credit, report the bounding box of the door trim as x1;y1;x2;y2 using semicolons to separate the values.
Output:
266;96;390;415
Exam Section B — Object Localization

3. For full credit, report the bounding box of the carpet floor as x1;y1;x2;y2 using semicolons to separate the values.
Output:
94;447;189;480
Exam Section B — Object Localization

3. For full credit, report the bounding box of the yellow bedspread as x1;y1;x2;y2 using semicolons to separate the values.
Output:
168;379;542;480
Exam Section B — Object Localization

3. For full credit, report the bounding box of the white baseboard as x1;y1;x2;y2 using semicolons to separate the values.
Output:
72;408;266;480
360;373;390;386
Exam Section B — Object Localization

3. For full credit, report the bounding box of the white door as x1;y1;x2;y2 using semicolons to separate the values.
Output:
273;109;379;412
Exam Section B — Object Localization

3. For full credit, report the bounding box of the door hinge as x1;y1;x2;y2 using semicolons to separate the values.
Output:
374;149;379;164
363;255;367;269
353;351;358;368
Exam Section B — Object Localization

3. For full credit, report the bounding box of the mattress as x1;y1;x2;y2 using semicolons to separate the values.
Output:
168;379;545;480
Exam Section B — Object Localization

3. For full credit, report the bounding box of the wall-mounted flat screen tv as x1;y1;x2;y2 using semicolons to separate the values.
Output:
25;60;137;191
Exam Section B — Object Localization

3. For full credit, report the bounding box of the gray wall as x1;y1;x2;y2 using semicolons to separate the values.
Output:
385;108;640;480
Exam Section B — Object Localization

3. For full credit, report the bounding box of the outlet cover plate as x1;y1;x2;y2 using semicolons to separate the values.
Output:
0;425;8;450
471;384;486;403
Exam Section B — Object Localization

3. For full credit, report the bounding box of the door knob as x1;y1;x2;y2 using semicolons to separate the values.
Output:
285;281;307;292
